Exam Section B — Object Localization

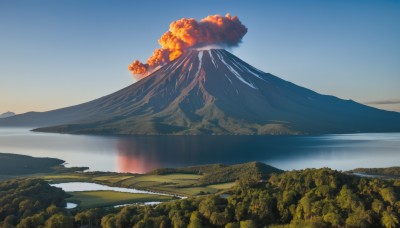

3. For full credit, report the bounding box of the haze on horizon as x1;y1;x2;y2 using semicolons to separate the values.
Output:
0;0;399;114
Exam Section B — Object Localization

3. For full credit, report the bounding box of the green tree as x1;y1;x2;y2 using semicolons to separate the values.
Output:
323;212;343;227
210;212;228;226
381;211;399;228
225;222;240;228
3;215;17;227
44;213;73;228
101;214;117;228
188;212;202;228
18;199;33;215
46;205;60;216
85;209;99;228
17;213;45;228
380;188;397;205
170;211;186;228
345;210;370;227
75;212;88;227
372;199;384;214
239;220;257;228
296;195;312;220
133;220;147;228
198;196;218;219
337;185;362;211
234;202;247;221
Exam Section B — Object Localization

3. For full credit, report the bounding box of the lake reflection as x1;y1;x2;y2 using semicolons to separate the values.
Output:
115;134;400;173
117;140;160;173
0;128;399;173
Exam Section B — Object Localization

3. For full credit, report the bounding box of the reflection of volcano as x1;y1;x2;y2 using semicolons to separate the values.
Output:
115;135;373;173
116;136;221;173
115;135;306;173
117;140;160;173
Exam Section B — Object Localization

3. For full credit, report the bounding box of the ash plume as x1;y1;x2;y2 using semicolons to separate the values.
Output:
128;14;247;79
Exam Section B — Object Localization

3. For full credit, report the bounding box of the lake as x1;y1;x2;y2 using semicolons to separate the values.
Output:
0;128;399;173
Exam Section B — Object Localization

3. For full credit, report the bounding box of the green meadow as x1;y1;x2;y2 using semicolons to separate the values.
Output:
68;191;174;208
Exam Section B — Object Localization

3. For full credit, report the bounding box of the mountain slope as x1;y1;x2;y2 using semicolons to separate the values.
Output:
0;112;15;119
1;49;400;135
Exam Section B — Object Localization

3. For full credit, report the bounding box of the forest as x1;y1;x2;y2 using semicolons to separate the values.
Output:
0;179;72;227
1;167;399;227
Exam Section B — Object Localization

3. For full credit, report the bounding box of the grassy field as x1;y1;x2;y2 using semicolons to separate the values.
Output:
206;182;236;190
68;191;175;208
120;173;201;188
42;173;136;184
44;172;234;208
42;172;232;196
40;162;284;196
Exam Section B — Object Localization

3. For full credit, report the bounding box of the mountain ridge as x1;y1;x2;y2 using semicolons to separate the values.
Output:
1;49;400;135
0;111;16;119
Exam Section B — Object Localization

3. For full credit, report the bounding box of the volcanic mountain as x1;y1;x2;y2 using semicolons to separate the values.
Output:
1;49;400;135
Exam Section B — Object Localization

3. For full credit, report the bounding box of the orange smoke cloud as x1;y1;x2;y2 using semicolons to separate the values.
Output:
128;60;148;74
128;14;247;79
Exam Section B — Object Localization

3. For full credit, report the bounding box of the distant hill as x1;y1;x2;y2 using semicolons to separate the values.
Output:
0;153;88;179
149;161;283;185
348;167;400;178
0;111;15;119
0;153;63;175
1;49;400;135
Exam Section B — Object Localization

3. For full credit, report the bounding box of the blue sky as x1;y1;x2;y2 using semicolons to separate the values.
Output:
0;0;399;113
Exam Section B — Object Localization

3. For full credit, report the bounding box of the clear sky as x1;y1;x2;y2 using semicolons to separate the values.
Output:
1;0;399;114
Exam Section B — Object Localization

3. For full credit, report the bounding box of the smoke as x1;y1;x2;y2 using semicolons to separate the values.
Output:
128;60;148;74
128;14;247;78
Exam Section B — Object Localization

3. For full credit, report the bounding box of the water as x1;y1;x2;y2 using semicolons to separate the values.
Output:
352;173;385;178
114;202;162;208
0;128;399;173
66;202;78;209
50;182;178;197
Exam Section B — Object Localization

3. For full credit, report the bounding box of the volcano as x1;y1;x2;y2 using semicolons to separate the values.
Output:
1;49;400;135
